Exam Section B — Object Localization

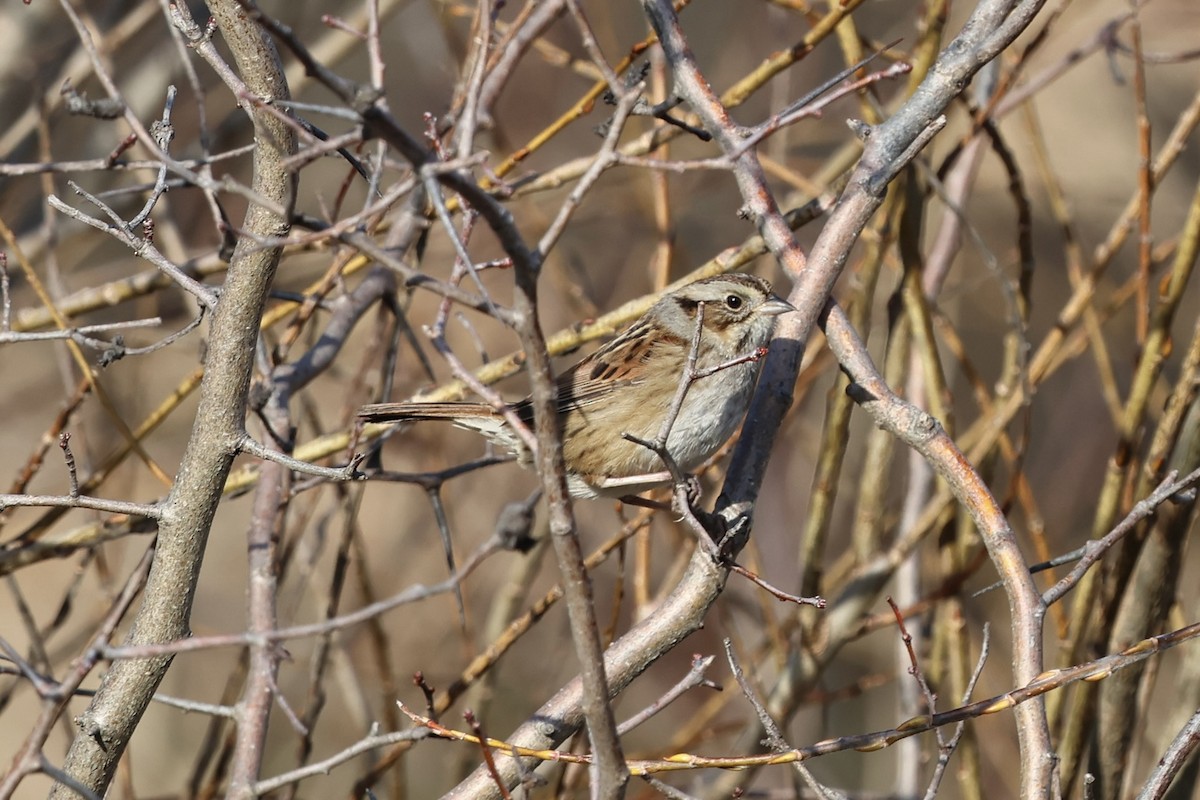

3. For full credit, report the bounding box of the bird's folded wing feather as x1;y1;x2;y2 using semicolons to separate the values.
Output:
358;327;653;423
552;326;651;411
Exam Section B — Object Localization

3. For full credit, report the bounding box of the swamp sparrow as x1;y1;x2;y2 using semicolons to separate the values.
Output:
358;273;795;498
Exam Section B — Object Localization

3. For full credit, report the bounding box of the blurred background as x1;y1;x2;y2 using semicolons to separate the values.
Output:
1;1;1198;798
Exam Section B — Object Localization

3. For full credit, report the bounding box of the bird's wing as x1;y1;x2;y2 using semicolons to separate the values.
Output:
553;321;656;411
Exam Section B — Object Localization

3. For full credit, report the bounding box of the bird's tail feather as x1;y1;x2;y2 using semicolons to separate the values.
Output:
357;401;499;422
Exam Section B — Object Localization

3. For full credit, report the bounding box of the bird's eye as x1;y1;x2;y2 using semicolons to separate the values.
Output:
725;294;743;310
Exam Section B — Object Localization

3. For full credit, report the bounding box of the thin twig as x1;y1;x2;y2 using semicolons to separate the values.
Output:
617;655;719;735
1043;467;1200;607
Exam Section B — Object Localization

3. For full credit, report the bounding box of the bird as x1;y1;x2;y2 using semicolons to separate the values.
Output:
358;273;795;499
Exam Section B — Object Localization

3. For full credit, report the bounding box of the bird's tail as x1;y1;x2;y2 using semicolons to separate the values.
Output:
357;401;500;422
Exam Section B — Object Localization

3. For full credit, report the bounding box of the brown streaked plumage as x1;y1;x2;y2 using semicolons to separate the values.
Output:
359;273;794;498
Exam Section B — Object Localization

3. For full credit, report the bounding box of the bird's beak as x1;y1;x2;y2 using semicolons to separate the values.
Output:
761;295;797;316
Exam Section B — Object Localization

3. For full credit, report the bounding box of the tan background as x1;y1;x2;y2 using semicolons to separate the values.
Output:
1;1;1199;797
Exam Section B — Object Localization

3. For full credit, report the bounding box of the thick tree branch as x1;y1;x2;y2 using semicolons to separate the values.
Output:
49;0;297;795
